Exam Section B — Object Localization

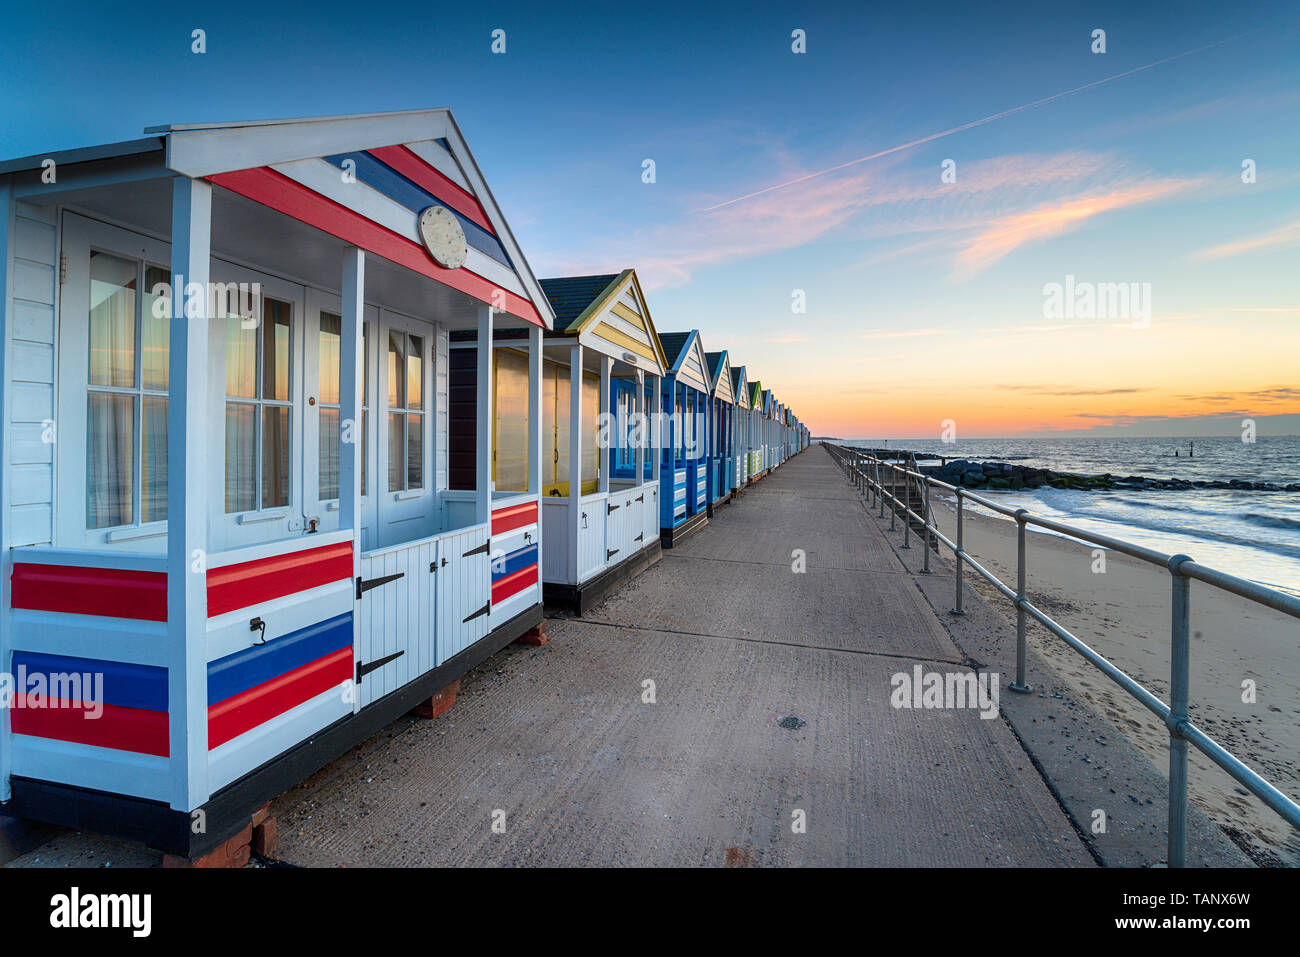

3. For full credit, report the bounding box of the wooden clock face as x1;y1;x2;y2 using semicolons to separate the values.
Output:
418;205;468;269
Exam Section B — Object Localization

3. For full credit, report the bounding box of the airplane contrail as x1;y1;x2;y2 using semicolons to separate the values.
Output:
701;35;1245;213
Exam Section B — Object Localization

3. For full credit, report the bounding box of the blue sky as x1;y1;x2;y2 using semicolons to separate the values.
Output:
3;0;1297;436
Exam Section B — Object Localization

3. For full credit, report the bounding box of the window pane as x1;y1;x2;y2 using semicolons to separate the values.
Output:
88;252;136;388
582;372;599;485
407;335;423;408
554;363;571;488
493;350;528;492
141;396;168;523
543;363;558;489
263;299;291;402
387;331;403;409
225;403;256;512
86;392;134;528
262;405;290;508
225;317;256;398
142;266;170;390
318;312;341;405
387;412;404;492
319;407;340;500
407;412;423;490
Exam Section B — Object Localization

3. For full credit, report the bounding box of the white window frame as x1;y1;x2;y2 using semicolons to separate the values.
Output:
55;213;175;550
208;262;305;552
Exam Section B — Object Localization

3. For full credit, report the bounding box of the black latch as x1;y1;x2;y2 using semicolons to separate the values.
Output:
356;571;405;600
356;650;405;683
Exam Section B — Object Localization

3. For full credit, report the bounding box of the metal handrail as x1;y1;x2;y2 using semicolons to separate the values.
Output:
824;443;1300;866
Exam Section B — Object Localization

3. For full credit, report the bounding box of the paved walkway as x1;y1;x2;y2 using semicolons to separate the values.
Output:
267;448;1092;866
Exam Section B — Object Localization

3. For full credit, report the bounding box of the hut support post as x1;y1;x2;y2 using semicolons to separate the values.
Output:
339;247;365;715
599;356;611;493
527;325;543;497
633;369;645;488
476;305;494;526
568;344;583;582
0;180;11;802
166;176;212;812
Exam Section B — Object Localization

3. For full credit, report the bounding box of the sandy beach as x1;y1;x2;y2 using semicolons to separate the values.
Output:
929;497;1300;866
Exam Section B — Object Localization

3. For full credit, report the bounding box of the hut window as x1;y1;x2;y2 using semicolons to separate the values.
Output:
541;359;569;495
580;371;599;491
85;254;171;530
492;348;529;492
539;361;598;495
387;331;424;492
317;315;369;500
613;381;633;470
224;297;293;513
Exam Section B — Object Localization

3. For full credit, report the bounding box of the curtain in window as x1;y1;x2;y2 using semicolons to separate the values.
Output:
581;372;599;492
492;348;529;492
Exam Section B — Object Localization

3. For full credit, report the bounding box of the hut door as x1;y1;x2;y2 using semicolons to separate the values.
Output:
375;310;435;548
436;523;491;664
303;291;378;548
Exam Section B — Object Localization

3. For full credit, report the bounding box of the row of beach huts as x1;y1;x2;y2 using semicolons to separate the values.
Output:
0;109;810;858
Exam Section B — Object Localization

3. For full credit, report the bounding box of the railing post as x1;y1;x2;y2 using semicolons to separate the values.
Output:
951;489;966;615
901;464;911;549
1010;508;1032;693
877;460;885;517
889;463;897;532
904;462;915;546
920;476;932;573
1167;554;1192;868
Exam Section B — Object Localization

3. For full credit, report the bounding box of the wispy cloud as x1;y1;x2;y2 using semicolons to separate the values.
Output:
543;149;1189;289
858;328;944;340
699;36;1243;212
1192;218;1300;261
998;385;1152;396
953;179;1200;277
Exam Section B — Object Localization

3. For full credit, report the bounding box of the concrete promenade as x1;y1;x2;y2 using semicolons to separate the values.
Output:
262;448;1092;866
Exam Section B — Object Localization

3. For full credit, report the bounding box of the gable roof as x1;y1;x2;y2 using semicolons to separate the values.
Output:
141;109;554;328
658;330;710;393
658;332;692;368
539;273;622;328
704;350;736;403
730;365;749;408
538;269;668;374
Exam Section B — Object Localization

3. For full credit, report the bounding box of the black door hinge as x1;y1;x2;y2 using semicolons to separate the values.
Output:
607;501;619;513
634;533;643;542
463;542;490;558
356;650;405;683
356;572;404;600
635;494;644;503
463;601;490;624
607;548;619;559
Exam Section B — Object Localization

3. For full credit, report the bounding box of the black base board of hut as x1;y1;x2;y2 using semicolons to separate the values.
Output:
660;510;709;549
543;540;663;616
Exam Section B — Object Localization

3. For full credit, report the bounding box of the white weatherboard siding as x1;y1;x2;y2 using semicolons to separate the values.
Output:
7;202;56;547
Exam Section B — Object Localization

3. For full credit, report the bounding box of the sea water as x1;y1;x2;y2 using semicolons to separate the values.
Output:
839;435;1300;593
